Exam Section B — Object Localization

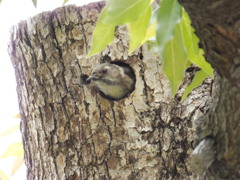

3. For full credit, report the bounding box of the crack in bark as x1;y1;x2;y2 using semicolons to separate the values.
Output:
138;50;151;106
110;101;117;128
78;15;89;55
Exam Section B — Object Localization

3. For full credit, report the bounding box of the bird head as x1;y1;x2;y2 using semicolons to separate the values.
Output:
85;62;135;100
86;63;124;84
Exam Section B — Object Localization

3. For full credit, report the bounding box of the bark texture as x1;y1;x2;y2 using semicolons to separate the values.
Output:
179;0;240;179
9;2;212;180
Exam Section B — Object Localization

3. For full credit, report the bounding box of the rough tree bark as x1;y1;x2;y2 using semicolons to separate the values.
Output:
9;2;213;180
178;0;240;179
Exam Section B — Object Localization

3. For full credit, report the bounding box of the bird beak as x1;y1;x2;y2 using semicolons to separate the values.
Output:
86;75;99;82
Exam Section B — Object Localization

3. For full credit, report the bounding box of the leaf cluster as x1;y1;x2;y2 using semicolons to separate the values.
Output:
88;0;213;101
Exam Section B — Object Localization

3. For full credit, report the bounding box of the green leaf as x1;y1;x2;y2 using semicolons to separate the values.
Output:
62;0;69;5
14;114;20;118
0;142;24;158
142;21;157;45
156;0;182;56
0;125;19;138
32;0;37;8
128;5;152;54
150;7;159;24
87;8;115;57
0;169;9;180
11;157;24;176
181;70;208;102
0;0;2;4
140;7;160;45
162;23;188;96
102;0;152;25
181;10;213;77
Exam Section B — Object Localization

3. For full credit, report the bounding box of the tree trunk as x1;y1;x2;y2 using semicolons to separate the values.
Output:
179;0;240;179
9;2;212;180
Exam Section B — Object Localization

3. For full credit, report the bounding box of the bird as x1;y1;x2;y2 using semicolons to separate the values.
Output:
85;62;135;101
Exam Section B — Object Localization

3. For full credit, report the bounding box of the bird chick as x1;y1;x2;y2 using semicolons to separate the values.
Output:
86;62;135;100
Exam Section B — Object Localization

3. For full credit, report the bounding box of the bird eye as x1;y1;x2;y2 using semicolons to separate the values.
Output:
102;69;108;74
